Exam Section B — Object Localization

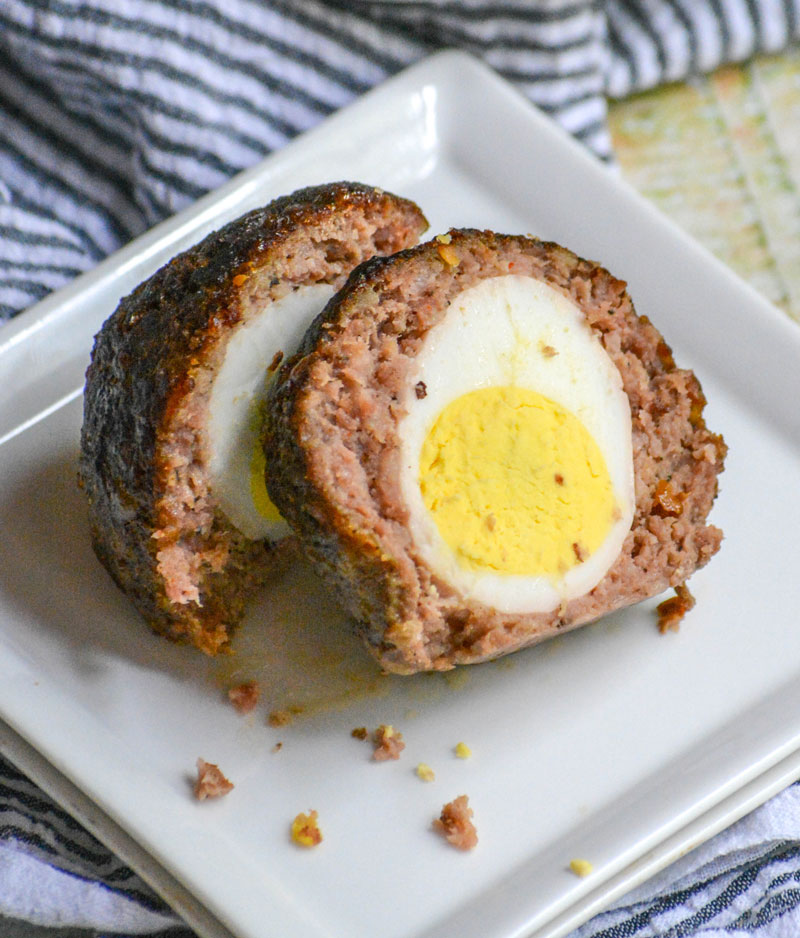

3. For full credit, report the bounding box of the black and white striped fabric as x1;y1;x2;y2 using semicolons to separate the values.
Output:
0;753;192;935
1;0;799;322
2;1;800;935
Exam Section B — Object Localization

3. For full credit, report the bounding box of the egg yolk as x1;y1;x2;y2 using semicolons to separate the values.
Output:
249;442;283;524
419;386;618;577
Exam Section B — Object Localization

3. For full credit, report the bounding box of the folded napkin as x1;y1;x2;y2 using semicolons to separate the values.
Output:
1;1;799;936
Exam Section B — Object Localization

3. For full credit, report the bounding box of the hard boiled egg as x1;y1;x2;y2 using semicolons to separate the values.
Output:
398;273;635;614
263;230;724;674
207;282;335;541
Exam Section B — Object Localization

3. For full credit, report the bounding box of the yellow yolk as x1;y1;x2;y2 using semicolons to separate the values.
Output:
419;386;618;577
249;442;283;523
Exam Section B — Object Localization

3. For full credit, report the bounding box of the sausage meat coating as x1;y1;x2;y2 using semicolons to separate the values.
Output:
80;182;428;654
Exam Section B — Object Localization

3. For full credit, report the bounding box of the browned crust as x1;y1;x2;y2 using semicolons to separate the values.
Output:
79;182;428;654
264;229;726;673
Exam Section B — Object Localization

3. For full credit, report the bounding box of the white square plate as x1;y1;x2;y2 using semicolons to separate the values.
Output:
2;51;800;938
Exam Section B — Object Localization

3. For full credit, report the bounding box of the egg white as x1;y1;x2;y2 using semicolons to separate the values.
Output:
207;283;335;541
398;274;635;614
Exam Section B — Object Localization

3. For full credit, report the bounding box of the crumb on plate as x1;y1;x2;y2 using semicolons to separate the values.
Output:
569;858;593;877
227;680;260;714
194;758;234;800
373;724;405;761
433;794;477;850
416;763;436;782
291;810;322;847
454;742;472;759
351;726;368;740
268;708;293;727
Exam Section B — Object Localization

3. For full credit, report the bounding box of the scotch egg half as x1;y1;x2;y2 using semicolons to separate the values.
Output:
80;181;427;654
263;230;725;673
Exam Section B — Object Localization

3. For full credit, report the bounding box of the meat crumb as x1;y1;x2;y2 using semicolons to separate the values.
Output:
267;349;284;373
373;724;405;761
351;726;368;740
194;758;234;800
657;583;696;633
414;380;427;399
433;795;477;850
268;709;293;727
272;742;283;753
291;810;322;847
227;680;260;714
570;858;593;877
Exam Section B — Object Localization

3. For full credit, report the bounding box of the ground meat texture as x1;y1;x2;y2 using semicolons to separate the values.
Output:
80;182;427;655
228;680;260;713
433;795;478;850
194;758;234;800
372;724;405;761
264;229;726;674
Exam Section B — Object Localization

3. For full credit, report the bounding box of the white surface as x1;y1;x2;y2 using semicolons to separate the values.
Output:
1;50;799;938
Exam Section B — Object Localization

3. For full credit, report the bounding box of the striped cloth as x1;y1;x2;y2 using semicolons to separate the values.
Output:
1;0;800;322
1;1;800;936
0;756;188;936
